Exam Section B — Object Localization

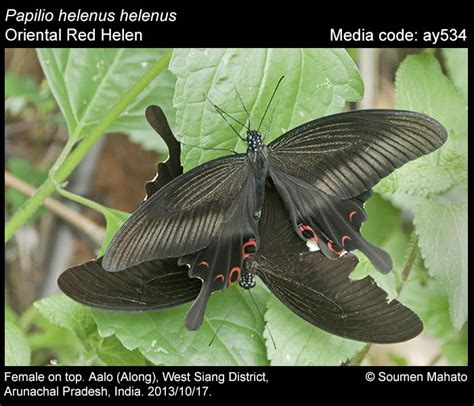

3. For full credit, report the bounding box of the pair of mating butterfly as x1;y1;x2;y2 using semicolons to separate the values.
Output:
59;79;447;343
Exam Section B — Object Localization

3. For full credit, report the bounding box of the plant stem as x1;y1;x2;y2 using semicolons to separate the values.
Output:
397;235;419;294
5;171;105;246
5;49;172;243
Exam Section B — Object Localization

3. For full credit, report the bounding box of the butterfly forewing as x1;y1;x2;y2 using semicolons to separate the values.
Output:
269;110;447;199
102;154;250;272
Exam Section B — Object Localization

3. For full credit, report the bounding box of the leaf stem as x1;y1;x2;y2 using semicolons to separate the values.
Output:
5;49;172;243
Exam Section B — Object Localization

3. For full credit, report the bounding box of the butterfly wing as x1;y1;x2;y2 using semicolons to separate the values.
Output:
143;105;183;200
58;258;200;311
59;107;200;311
269;110;447;199
253;186;423;343
180;171;260;330
103;153;250;272
269;165;392;273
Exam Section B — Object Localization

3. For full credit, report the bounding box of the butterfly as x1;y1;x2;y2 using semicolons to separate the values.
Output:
59;93;446;342
100;80;447;330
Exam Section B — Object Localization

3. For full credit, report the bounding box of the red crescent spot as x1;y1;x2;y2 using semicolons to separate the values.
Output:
327;240;344;255
242;240;257;258
298;224;318;243
228;267;241;285
214;274;225;282
349;211;358;222
198;261;209;268
341;235;351;247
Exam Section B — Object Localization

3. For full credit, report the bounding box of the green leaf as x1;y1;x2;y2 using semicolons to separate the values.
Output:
5;305;18;323
375;54;467;197
361;193;401;247
126;129;168;154
97;336;147;366
413;200;467;329
442;48;467;100
5;320;31;366
441;325;467;366
399;275;453;339
34;294;99;353
36;48;175;142
170;48;363;171
264;297;364;365
93;285;270;366
21;306;82;366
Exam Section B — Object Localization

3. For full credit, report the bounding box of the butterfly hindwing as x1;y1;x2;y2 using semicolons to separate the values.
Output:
269;109;447;199
253;186;423;343
58;257;200;311
143;105;183;200
269;165;392;273
180;172;260;330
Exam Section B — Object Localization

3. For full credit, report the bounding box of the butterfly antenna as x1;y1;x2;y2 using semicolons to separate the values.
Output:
208;298;238;347
262;103;278;141
180;140;239;155
206;96;248;140
257;75;285;133
248;289;277;350
235;87;251;129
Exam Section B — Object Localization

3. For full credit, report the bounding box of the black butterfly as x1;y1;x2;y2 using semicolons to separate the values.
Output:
59;97;446;342
100;82;446;331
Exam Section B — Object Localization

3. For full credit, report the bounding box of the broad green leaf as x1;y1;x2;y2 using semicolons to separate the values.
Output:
35;294;99;353
442;48;467;100
170;48;363;171
413;200;467;329
36;48;175;141
400;275;453;339
98;336;147;366
361;193;401;247
93;285;270;366
441;326;467;366
26;309;82;366
376;54;467;197
264;297;364;365
5;320;31;366
126;129;168;154
396;54;466;139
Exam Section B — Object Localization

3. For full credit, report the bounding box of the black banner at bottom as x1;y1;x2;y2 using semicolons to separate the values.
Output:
1;366;473;401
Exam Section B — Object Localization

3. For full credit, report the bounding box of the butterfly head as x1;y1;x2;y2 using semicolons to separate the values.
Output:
246;130;264;153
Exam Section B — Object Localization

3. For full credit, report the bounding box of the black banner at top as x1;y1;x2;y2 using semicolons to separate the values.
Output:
1;4;471;47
